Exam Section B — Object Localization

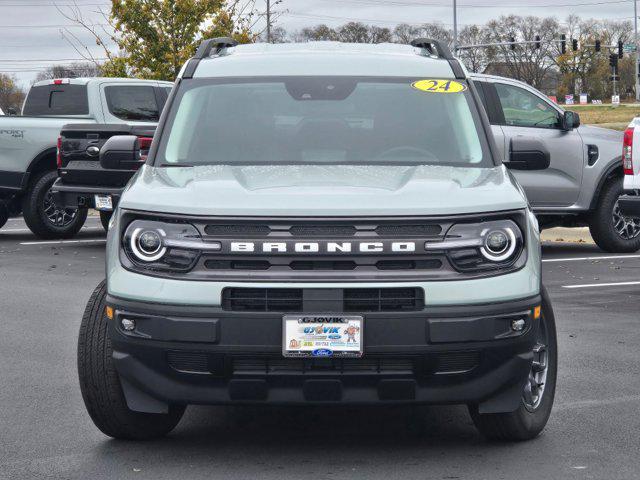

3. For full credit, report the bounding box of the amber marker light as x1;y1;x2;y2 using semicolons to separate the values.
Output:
533;306;541;320
105;306;114;320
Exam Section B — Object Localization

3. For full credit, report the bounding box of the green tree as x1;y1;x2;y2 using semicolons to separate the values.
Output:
0;74;25;113
63;0;256;81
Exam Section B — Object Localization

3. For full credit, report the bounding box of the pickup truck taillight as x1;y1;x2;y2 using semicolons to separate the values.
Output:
623;127;634;175
138;136;153;161
56;136;62;168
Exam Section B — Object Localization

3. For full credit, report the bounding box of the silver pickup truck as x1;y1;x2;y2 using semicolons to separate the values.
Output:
472;74;627;252
0;77;172;238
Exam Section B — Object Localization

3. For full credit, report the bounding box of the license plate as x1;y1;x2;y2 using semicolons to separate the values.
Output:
283;315;363;358
94;195;113;211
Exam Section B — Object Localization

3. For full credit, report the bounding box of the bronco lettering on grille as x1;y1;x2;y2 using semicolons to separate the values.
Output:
229;241;416;254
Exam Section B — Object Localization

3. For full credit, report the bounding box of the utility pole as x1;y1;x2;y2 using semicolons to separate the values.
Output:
635;0;639;101
453;0;458;52
266;0;271;43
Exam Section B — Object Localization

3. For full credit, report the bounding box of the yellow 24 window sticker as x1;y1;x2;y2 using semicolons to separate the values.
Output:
412;79;467;93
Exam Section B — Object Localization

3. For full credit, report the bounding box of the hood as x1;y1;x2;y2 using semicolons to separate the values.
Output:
578;124;624;143
119;164;527;217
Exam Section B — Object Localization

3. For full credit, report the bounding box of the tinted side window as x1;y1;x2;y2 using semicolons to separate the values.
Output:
495;83;560;129
105;85;160;121
23;84;89;116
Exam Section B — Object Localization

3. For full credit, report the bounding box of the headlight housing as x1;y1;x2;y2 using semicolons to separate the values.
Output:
122;219;218;272
426;219;525;273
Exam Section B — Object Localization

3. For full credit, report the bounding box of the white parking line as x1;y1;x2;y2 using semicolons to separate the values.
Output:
3;227;103;233
562;281;640;289
543;254;640;263
19;239;106;246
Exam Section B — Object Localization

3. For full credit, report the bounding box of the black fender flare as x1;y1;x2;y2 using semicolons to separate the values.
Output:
589;156;622;211
22;147;57;189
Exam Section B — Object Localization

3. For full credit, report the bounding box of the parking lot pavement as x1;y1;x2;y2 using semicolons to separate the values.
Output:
1;220;639;480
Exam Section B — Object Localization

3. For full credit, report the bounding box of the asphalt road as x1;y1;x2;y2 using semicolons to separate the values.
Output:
1;217;639;480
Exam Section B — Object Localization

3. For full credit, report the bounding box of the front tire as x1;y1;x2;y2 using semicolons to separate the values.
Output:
589;178;640;253
78;280;185;440
22;170;88;239
469;285;557;441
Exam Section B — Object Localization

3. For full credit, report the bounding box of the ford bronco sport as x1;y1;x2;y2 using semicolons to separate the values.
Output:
78;38;557;442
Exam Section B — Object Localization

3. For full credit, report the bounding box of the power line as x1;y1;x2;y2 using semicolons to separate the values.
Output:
0;23;108;28
334;0;632;6
0;58;107;62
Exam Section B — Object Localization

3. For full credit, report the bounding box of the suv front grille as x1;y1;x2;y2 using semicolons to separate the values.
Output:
222;287;424;312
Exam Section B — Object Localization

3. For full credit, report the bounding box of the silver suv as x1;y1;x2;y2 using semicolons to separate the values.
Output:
471;74;627;252
77;39;557;442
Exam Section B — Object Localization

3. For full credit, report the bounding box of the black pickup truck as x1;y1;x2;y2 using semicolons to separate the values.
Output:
51;124;155;229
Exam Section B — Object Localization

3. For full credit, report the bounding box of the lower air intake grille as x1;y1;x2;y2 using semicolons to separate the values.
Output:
221;288;424;312
343;288;424;312
222;288;303;312
167;351;209;374
232;357;415;375
434;351;480;374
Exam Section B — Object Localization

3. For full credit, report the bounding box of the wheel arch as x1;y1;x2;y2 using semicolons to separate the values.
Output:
24;147;57;187
589;157;622;211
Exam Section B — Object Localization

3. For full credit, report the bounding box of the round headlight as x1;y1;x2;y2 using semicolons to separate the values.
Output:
480;227;516;262
130;227;166;262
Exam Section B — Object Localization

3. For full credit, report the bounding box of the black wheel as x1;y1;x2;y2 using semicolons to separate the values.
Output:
0;201;8;229
589;178;640;253
469;285;557;441
22;170;88;239
99;211;112;231
78;280;185;440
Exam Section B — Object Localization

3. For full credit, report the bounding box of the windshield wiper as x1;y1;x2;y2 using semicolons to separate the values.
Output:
158;163;195;167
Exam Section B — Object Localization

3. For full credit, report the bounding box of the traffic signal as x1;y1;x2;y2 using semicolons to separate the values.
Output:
510;37;516;50
561;34;566;54
535;35;541;49
572;39;578;51
609;53;619;68
595;39;601;52
618;40;624;58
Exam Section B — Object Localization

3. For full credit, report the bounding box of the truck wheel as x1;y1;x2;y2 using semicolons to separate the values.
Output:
99;211;112;231
22;170;88;239
78;280;185;440
589;178;640;253
469;285;557;441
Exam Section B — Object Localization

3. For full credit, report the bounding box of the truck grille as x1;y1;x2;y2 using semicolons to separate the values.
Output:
222;287;424;312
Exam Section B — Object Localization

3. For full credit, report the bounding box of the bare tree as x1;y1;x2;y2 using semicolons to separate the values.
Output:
35;62;102;82
485;15;559;89
457;24;493;73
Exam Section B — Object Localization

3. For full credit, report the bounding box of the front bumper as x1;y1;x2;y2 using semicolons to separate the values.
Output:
107;294;540;414
619;194;640;217
50;178;123;210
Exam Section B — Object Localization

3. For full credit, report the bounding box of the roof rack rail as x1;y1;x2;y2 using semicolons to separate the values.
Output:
182;37;239;79
410;38;466;80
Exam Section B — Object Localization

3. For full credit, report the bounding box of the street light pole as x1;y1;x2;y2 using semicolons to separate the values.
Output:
453;0;458;52
635;0;639;101
266;0;271;43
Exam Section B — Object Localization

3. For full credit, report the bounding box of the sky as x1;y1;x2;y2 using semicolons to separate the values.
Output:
0;0;635;88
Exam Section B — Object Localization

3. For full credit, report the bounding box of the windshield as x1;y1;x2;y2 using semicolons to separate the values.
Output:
158;77;492;167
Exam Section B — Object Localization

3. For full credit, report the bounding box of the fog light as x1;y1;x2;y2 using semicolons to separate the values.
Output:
121;318;136;331
511;318;526;332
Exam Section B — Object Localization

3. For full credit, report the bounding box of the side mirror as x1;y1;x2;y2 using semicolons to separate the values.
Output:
505;136;550;171
100;135;140;170
7;107;18;116
562;110;580;130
